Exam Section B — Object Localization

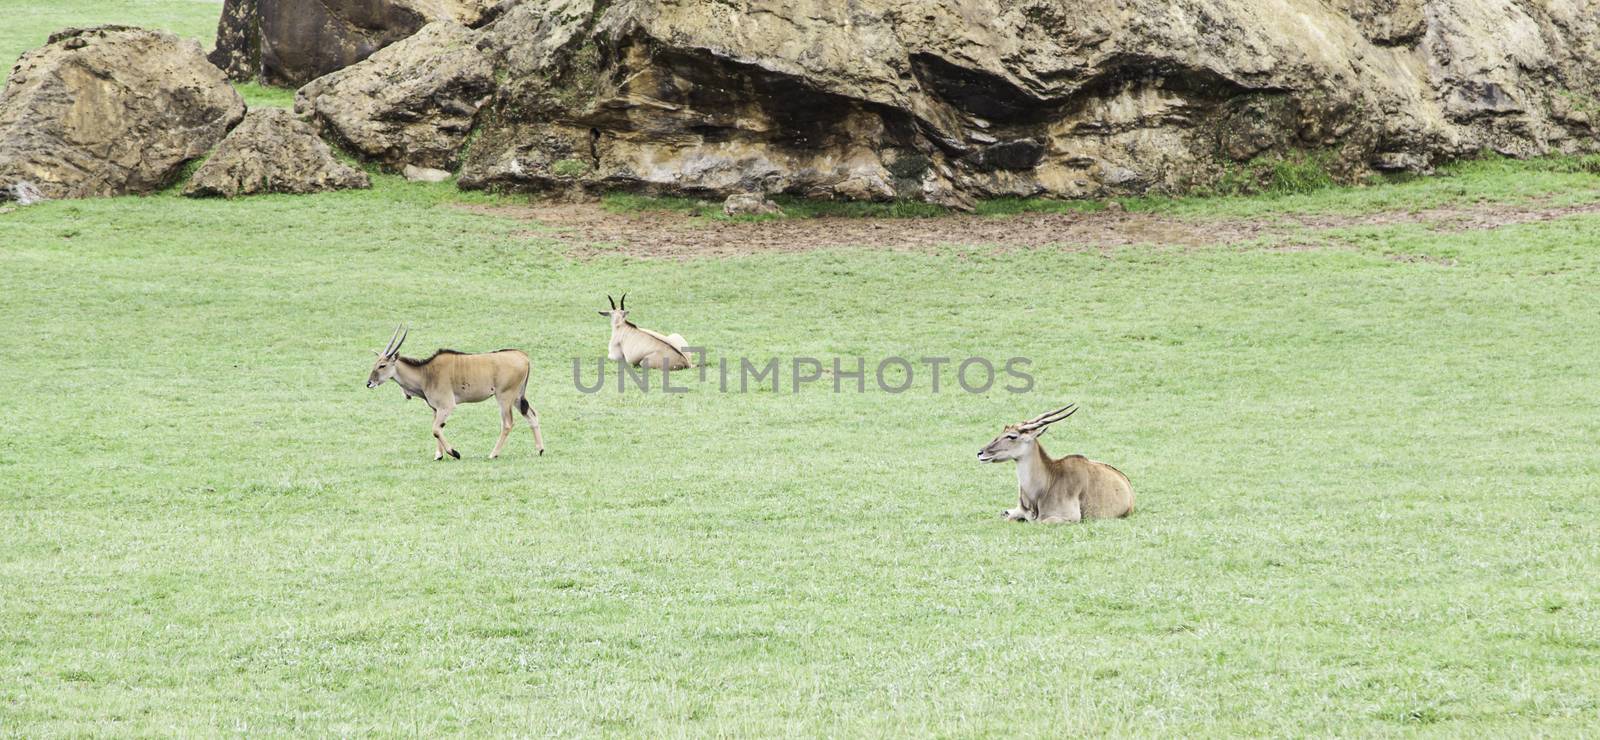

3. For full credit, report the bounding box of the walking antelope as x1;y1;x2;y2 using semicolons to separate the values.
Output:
365;326;545;460
598;294;693;370
977;404;1134;523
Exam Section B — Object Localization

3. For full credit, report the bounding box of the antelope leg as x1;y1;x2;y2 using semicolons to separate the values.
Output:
433;406;460;460
1039;498;1082;524
490;401;514;459
1002;490;1030;521
520;399;545;456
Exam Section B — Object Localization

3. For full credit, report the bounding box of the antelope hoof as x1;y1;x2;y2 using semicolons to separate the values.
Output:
449;449;461;460
538;448;544;456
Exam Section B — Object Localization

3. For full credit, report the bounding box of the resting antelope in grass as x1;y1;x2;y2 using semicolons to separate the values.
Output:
977;403;1133;523
365;326;545;460
598;294;694;370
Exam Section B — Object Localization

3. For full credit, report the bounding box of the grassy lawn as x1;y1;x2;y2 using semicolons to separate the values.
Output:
3;170;1599;735
5;2;1600;736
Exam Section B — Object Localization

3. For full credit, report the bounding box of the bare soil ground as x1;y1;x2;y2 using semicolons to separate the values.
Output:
459;199;1600;259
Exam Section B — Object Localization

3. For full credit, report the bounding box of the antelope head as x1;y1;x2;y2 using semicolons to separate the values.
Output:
977;403;1077;462
366;324;408;388
597;293;630;328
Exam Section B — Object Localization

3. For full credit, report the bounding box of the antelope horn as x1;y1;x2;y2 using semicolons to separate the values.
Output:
380;324;403;356
1034;405;1079;428
1021;403;1077;430
1022;403;1073;426
620;293;627;310
608;294;616;310
391;325;408;357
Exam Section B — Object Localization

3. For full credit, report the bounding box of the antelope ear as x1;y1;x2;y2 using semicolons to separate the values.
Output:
598;310;611;316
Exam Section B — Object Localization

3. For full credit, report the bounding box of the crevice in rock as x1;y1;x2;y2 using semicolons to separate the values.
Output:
909;53;1060;124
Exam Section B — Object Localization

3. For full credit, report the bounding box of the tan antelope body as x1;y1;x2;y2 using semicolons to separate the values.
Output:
977;404;1133;523
366;326;545;460
598;294;693;370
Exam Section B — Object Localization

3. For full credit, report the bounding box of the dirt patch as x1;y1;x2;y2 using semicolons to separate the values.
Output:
456;199;1600;259
1283;200;1600;232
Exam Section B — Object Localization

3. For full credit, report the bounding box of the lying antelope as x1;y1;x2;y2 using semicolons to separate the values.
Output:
365;326;545;460
977;403;1133;523
598;294;693;370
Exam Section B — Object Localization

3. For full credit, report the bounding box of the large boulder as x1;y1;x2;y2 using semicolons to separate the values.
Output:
184;108;370;197
209;0;496;85
295;21;494;171
456;0;1600;203
0;26;245;201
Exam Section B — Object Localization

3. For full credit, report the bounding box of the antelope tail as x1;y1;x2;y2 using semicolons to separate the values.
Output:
517;371;533;416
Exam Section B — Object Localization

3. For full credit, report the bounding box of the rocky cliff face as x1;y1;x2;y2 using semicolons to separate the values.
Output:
445;0;1598;204
209;0;495;85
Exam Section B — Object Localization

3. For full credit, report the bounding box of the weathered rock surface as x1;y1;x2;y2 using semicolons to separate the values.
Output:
295;21;494;171
455;0;1600;202
403;165;453;182
0;26;245;201
6;181;45;206
184;108;369;197
722;193;782;216
209;0;495;85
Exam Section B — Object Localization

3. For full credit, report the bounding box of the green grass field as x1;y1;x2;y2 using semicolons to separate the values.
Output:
5;1;1600;735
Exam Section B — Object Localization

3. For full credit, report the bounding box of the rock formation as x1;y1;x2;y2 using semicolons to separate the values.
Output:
184;108;370;197
403;165;453;182
209;0;495;85
722;192;783;216
295;21;494;171
445;0;1599;204
0;26;244;201
6;182;46;206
